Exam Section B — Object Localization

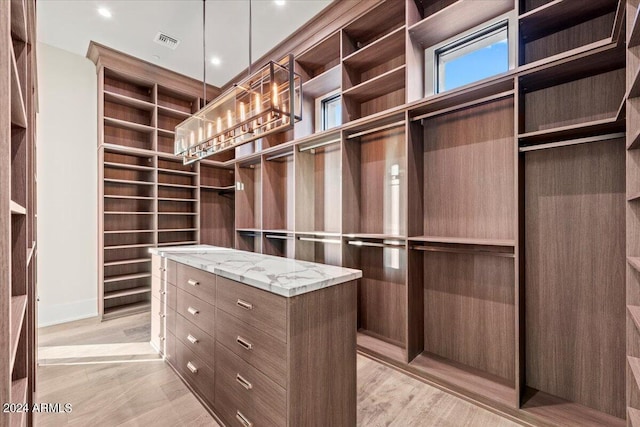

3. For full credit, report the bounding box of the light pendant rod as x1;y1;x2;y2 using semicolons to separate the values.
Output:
202;0;206;104
248;0;252;76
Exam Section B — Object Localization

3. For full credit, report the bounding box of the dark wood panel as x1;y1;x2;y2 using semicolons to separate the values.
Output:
524;68;624;133
175;313;215;365
200;191;234;248
176;263;216;306
423;251;515;382
262;155;293;231
176;288;216;333
524;139;626;418
423;97;515;240
288;281;357;427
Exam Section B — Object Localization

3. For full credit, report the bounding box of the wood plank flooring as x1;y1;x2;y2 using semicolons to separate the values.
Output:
35;313;520;426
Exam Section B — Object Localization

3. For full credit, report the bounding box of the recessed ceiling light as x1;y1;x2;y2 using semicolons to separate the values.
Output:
274;0;285;6
210;57;221;66
97;7;112;18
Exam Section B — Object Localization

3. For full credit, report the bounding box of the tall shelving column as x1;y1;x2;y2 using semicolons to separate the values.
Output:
2;0;37;425
627;0;640;423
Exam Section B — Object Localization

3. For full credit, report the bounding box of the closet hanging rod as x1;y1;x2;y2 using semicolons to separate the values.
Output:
265;150;294;161
298;237;342;244
346;121;405;139
298;138;341;152
348;240;405;248
411;245;514;258
411;90;514;122
518;132;625;153
265;234;294;240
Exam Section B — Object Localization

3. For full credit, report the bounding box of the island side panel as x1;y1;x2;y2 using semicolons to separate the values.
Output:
287;281;357;427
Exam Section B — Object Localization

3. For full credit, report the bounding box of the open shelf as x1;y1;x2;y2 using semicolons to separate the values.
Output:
104;286;151;299
301;64;341;98
104;258;151;267
630;6;640;47
104;117;154;134
519;0;616;41
630;306;640;333
157;167;197;176
408;236;515;247
157;241;198;247
10;200;26;215
521;387;625;427
409;352;516;408
158;104;191;120
343;26;405;71
341;0;405;57
11;376;28;405
343;65;406;103
104;161;154;172
629;257;640;274
104;178;154;186
103;272;151;284
10;295;27;369
408;0;513;48
10;43;27;128
630;407;640;427
10;0;28;42
518;117;624;146
357;332;405;364
104;90;155;111
103;301;151;320
104;243;155;250
296;31;340;80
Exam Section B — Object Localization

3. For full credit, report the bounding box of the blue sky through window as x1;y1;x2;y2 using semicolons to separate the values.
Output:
439;34;508;92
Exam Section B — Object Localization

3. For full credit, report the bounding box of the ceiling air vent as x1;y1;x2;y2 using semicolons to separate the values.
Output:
154;32;180;50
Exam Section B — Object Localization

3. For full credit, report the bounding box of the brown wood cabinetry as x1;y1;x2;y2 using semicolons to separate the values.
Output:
1;1;38;425
151;255;357;427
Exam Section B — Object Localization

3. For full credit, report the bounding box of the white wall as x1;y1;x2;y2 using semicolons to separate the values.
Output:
36;42;98;327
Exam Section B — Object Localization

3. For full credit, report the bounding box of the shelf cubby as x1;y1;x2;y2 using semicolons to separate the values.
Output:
296;64;341;138
344;237;406;350
235;160;262;231
200;165;235;248
236;230;262;253
524;138;626;420
104;119;154;150
296;31;340;80
295;232;342;266
263;232;295;258
408;0;513;48
519;0;617;66
262;150;294;232
157;85;199;114
104;69;154;103
342;121;405;237
341;0;405;58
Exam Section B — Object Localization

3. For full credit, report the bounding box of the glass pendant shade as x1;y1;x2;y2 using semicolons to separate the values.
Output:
175;54;302;164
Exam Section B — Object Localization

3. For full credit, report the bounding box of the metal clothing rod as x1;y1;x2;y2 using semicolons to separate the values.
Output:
298;237;342;244
265;151;294;161
298;138;341;153
346;121;405;139
518;132;625;153
348;240;405;248
265;234;293;240
411;245;514;258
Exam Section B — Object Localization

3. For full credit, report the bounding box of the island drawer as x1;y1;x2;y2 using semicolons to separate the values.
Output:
176;313;215;365
166;259;177;286
151;295;163;351
166;282;177;310
175;338;215;406
166;304;176;334
177;288;215;334
176;262;216;305
216;309;287;388
165;330;176;365
215;343;286;427
216;275;287;342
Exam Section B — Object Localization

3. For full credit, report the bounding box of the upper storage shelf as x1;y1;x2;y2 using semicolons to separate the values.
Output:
408;0;514;48
341;0;405;58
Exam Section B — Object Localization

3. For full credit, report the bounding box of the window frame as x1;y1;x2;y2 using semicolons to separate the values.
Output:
424;11;517;97
314;89;342;132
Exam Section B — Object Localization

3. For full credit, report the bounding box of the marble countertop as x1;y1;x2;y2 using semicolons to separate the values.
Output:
149;245;362;297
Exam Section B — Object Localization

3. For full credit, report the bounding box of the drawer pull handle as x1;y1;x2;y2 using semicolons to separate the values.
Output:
159;290;166;295
159;336;166;342
186;361;198;374
158;312;166;318
187;334;199;344
236;373;253;390
235;411;253;427
187;279;199;286
187;306;199;316
236;336;253;351
236;299;253;310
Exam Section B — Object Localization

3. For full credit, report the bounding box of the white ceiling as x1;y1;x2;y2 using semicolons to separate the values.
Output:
37;0;333;87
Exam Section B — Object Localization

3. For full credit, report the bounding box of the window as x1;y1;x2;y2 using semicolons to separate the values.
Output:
435;22;509;93
315;90;342;132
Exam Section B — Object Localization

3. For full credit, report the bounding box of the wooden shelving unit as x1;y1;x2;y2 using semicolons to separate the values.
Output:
85;0;633;424
2;0;37;423
88;42;226;320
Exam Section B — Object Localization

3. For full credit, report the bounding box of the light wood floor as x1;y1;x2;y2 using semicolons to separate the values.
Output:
35;313;519;427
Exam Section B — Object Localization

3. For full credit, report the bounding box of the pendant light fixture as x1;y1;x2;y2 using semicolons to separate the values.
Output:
174;0;302;164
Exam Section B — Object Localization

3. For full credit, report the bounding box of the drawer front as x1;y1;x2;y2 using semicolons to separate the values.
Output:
216;309;287;388
151;273;165;296
217;276;287;342
152;255;163;279
166;306;176;335
176;313;215;364
175;338;215;406
215;343;286;427
177;288;216;334
165;331;176;365
166;259;177;285
177;263;216;306
166;283;177;310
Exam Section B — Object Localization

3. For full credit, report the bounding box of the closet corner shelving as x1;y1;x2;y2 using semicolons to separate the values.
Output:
2;0;37;423
88;42;234;320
